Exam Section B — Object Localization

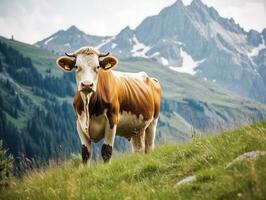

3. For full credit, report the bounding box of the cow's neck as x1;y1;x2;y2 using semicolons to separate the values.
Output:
96;69;117;103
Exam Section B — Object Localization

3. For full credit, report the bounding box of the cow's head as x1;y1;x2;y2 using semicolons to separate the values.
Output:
56;47;118;94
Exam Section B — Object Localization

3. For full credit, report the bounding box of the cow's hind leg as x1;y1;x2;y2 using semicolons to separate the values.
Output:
145;118;158;153
76;120;92;165
131;130;145;153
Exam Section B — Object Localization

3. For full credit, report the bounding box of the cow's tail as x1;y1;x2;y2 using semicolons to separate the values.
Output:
150;77;161;119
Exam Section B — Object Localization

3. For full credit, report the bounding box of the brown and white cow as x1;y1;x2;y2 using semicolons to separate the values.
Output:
56;47;161;164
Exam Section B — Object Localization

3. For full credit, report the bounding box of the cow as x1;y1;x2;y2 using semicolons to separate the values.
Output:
56;47;161;165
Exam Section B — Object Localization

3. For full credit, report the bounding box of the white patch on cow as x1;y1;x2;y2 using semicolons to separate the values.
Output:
76;120;91;165
145;118;158;152
77;92;92;133
76;120;89;145
75;54;99;92
78;111;88;133
104;124;117;146
112;70;148;81
117;111;153;136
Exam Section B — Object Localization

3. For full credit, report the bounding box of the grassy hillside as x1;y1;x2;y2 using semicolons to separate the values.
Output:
1;121;266;200
0;36;62;77
1;35;266;173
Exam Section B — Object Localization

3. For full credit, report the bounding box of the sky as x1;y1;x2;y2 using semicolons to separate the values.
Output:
0;0;265;44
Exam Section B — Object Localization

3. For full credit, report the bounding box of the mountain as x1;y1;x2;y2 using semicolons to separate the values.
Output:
2;121;266;199
35;0;266;104
35;25;111;55
1;35;266;172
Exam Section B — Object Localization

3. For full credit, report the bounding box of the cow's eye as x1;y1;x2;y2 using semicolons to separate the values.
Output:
75;65;79;70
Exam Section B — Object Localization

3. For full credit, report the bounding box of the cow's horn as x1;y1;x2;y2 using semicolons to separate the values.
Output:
98;52;110;58
65;52;76;57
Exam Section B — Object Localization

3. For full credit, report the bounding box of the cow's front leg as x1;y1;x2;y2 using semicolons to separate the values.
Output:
76;120;92;165
102;122;117;163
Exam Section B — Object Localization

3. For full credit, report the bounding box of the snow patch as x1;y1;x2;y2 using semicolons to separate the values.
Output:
131;35;151;58
174;41;185;46
161;57;169;66
150;52;160;57
44;37;54;45
111;43;117;49
95;37;113;50
170;48;205;75
248;36;266;57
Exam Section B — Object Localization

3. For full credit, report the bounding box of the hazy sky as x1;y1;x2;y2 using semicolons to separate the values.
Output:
0;0;265;44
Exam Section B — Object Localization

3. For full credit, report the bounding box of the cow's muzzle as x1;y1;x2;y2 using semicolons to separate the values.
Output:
80;81;94;93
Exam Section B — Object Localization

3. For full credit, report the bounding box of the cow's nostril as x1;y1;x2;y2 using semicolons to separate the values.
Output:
81;82;85;87
89;83;94;88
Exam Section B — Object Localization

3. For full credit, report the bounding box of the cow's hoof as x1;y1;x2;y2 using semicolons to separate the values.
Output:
101;144;112;163
81;145;90;164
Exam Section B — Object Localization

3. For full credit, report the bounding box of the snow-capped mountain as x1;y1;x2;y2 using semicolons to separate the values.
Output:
35;0;266;104
35;25;111;54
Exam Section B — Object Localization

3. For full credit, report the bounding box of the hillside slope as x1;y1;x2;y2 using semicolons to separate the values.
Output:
1;121;266;200
1;36;266;169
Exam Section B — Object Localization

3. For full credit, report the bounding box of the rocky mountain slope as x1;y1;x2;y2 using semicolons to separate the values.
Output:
35;0;266;104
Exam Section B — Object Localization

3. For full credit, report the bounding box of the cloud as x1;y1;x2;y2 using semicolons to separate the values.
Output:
0;0;265;44
202;0;266;31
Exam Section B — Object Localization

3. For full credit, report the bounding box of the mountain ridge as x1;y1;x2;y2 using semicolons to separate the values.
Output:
35;0;266;104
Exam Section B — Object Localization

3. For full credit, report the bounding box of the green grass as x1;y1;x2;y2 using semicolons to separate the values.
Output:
0;36;62;77
1;121;266;200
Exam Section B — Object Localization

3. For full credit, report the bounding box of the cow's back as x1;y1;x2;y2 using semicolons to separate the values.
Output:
74;70;161;140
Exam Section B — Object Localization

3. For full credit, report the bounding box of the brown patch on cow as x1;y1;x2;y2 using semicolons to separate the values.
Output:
101;144;112;163
73;69;161;131
81;145;90;164
73;91;84;116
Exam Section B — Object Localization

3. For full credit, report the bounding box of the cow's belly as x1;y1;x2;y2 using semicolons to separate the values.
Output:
116;111;153;137
89;113;106;142
88;111;153;142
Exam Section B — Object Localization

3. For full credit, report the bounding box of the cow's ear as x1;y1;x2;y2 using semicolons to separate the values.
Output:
99;56;118;70
56;56;75;72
